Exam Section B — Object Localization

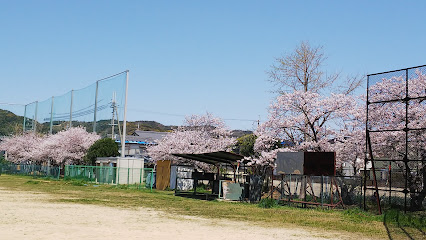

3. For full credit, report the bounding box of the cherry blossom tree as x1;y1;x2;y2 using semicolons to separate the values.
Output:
256;41;364;173
0;132;45;164
332;105;365;174
255;67;425;209
268;41;363;95
38;127;100;165
268;41;338;93
148;113;236;170
0;127;99;166
252;90;359;168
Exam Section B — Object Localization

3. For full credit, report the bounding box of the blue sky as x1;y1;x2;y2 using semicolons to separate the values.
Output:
1;1;426;130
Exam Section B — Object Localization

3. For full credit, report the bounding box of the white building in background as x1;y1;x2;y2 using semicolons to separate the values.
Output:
96;157;145;185
115;130;168;160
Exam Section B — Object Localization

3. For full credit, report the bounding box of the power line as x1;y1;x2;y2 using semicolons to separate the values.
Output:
0;102;25;106
128;108;258;122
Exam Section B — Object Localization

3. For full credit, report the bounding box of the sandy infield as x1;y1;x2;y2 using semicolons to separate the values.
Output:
0;189;364;240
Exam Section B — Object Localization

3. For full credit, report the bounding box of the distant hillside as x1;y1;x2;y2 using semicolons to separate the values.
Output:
231;130;253;138
0;109;176;136
126;121;175;133
0;109;251;137
47;120;176;137
67;122;252;137
0;109;24;136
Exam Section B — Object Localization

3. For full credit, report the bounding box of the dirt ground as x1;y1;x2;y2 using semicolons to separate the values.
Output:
0;189;368;240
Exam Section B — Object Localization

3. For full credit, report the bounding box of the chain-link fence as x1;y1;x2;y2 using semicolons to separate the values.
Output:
366;65;426;212
270;175;363;208
363;167;423;213
0;163;60;179
0;163;154;190
64;165;154;189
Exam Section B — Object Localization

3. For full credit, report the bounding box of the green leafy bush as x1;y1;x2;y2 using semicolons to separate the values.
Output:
84;138;119;165
235;134;256;157
258;198;279;208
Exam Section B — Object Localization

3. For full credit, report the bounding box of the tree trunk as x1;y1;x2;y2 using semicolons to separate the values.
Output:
409;165;425;211
299;176;307;200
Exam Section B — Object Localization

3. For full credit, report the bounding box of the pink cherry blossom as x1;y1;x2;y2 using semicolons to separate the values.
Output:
253;69;425;175
253;90;358;168
0;127;99;165
148;113;236;170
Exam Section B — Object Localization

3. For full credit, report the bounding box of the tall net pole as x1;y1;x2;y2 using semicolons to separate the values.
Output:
121;70;129;158
23;104;27;132
404;68;409;213
363;76;369;211
34;101;38;133
69;90;73;128
93;81;99;133
49;96;54;135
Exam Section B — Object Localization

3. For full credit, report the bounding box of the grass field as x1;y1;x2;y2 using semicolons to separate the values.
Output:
0;174;424;239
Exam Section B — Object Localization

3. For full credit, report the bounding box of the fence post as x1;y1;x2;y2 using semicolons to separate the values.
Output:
47;161;51;177
117;166;120;186
150;169;153;192
218;180;222;199
100;166;102;184
139;168;142;189
107;165;111;184
321;175;324;207
359;176;363;208
388;161;392;206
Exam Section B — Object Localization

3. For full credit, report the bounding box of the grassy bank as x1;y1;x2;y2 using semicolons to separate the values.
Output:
0;174;424;239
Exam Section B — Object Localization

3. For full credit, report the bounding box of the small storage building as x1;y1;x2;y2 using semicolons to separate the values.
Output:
96;157;144;184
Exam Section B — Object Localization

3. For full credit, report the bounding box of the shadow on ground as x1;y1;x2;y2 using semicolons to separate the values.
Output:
383;211;425;240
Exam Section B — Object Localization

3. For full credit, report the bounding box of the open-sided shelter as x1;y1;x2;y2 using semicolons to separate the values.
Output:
172;151;248;200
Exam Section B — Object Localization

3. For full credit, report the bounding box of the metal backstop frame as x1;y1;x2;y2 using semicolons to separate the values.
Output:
365;65;426;213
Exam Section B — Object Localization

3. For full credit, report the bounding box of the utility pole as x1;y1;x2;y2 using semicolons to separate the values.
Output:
110;92;117;140
49;96;54;135
69;90;73;128
121;70;129;158
93;80;99;133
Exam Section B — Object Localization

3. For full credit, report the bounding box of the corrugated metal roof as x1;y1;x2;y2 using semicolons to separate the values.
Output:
172;151;247;165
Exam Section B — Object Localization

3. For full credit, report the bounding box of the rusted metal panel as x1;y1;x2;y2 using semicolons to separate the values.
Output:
303;152;336;176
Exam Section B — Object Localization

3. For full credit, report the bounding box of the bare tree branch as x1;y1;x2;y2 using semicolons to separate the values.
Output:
268;41;338;93
337;74;365;95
